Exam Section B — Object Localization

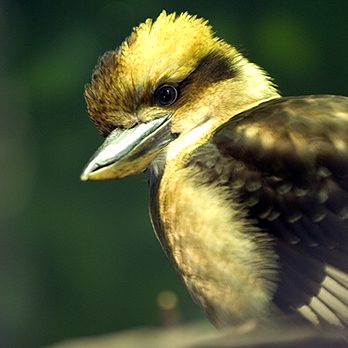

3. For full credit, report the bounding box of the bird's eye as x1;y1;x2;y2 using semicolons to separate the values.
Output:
154;84;179;106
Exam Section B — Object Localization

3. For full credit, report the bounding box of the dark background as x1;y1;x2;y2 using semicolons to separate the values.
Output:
1;1;348;347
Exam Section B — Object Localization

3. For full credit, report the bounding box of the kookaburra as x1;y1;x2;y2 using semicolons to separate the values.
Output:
81;11;348;328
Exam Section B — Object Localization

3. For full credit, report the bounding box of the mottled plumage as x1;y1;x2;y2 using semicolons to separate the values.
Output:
186;95;348;326
81;11;348;330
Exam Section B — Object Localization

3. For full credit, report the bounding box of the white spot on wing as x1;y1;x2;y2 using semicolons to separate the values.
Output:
333;139;346;151
297;305;319;325
338;206;348;220
309;297;342;326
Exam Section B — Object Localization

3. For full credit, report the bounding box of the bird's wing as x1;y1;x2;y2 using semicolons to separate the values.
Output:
191;95;348;327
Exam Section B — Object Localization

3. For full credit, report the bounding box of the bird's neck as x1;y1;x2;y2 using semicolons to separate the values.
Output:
170;62;280;136
209;60;280;127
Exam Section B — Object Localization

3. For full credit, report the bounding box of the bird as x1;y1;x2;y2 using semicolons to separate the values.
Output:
81;11;348;330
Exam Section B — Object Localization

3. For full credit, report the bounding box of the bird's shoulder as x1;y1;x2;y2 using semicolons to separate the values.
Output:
185;95;348;189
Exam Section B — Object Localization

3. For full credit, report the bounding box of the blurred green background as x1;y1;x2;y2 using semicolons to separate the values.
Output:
1;0;348;347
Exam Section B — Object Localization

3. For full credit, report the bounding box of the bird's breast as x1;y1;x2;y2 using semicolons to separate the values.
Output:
148;143;278;327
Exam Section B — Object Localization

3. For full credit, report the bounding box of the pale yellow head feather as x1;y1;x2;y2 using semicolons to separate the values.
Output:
122;11;217;84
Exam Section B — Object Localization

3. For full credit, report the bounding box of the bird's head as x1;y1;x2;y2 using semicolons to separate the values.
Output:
81;11;278;181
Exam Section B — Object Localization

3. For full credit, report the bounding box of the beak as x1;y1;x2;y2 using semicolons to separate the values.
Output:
81;114;173;181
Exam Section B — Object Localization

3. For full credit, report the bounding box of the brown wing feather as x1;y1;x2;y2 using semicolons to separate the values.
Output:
198;95;348;326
